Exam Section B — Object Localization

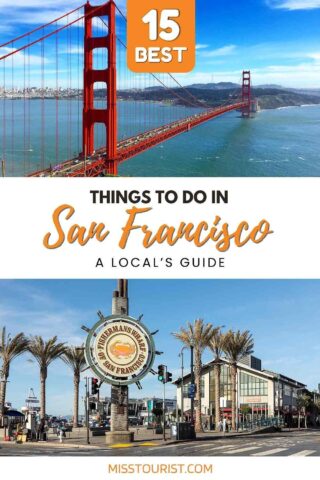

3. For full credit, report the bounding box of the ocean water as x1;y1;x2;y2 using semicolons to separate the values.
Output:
0;100;319;176
120;104;320;177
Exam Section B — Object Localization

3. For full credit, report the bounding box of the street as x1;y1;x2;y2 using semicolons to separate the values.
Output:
0;430;319;457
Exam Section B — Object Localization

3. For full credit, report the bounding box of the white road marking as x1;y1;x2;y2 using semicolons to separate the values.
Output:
200;445;238;453
224;446;260;454
148;443;197;451
252;448;288;456
290;450;316;457
187;443;213;449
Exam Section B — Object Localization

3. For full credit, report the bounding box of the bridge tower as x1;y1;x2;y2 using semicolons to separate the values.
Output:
83;1;118;175
242;70;251;118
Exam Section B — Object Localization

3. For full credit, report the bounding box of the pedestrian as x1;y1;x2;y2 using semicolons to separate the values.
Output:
227;419;231;432
223;417;227;432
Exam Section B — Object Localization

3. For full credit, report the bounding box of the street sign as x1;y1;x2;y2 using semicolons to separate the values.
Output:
188;384;196;398
85;314;156;386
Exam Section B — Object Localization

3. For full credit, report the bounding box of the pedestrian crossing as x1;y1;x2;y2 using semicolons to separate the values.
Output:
1;433;319;457
290;450;316;456
252;448;287;456
225;446;260;454
140;436;319;457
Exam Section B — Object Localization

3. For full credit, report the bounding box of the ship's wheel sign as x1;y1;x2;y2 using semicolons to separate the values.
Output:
85;314;156;386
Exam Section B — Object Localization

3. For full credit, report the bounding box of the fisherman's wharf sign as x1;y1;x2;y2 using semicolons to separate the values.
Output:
85;314;156;386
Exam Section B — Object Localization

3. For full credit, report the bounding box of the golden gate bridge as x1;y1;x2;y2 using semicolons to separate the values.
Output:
0;1;253;177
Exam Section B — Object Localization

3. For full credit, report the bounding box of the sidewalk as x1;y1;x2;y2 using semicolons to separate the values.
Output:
0;425;280;450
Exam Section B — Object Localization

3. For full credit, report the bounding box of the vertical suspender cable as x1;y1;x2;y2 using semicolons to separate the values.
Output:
56;21;59;167
27;34;30;173
23;42;26;174
2;58;6;176
11;41;14;175
68;16;71;161
41;29;45;170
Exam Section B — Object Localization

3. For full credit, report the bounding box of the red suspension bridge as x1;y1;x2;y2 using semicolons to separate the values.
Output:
0;1;253;177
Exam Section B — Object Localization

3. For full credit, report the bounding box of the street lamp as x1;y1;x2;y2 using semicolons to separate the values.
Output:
178;346;188;422
190;342;195;426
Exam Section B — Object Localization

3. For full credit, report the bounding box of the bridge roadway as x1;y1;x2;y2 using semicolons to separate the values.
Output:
29;101;246;177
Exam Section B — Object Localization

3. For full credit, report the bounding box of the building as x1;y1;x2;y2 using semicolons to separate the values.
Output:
91;396;177;425
174;355;306;426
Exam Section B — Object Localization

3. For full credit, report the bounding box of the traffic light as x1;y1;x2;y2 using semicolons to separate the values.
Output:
158;364;166;383
166;371;173;383
91;377;99;395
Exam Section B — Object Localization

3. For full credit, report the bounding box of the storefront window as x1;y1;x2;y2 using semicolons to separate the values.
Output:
209;365;232;407
240;372;267;396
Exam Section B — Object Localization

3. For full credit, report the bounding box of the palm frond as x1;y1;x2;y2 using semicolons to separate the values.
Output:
209;328;225;359
172;319;217;353
62;346;86;376
223;329;254;363
0;326;29;364
28;336;67;368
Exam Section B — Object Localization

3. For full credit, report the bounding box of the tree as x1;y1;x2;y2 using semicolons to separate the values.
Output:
173;319;219;433
0;327;29;423
209;328;224;432
62;346;86;427
223;330;254;431
152;407;163;426
296;393;311;429
28;336;67;420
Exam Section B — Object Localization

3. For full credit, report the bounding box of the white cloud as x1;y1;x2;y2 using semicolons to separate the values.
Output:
0;284;88;345
267;0;320;10
201;45;236;58
0;0;127;30
177;53;320;88
0;0;77;6
196;44;209;50
0;47;49;66
308;52;320;60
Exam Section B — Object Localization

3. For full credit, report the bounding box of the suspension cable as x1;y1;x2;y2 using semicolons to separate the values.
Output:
0;3;108;62
98;16;206;110
0;4;86;49
114;5;209;109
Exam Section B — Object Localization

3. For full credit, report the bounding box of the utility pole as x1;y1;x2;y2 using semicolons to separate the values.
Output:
163;365;167;441
190;344;194;425
236;369;239;431
179;346;187;422
85;377;90;445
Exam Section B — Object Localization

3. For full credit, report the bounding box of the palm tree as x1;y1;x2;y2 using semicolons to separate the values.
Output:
0;327;29;422
28;336;67;420
62;346;86;427
173;319;219;433
223;330;254;431
209;328;224;431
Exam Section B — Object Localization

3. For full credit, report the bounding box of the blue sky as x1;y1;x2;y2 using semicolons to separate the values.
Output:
0;0;320;88
1;280;320;416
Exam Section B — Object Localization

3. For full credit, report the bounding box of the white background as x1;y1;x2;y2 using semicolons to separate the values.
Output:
0;177;318;279
1;457;319;479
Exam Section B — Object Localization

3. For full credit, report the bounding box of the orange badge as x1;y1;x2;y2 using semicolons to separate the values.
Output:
127;0;195;73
